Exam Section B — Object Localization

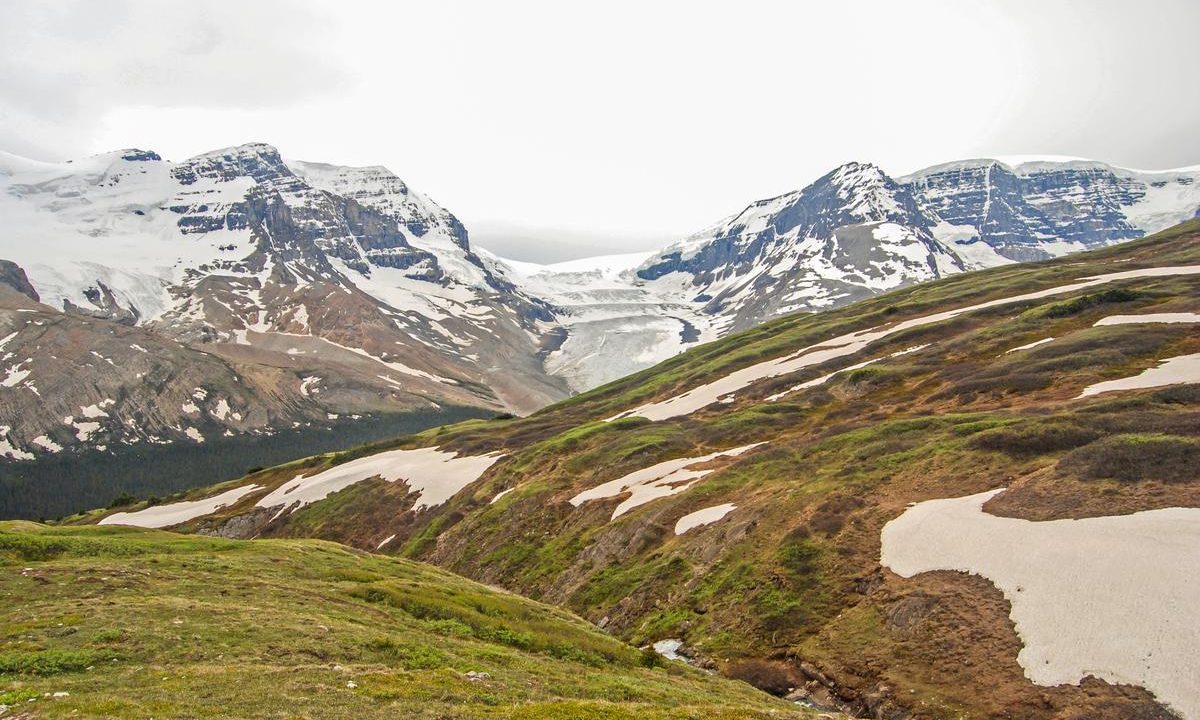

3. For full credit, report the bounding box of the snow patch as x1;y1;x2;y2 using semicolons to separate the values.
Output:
299;376;321;397
70;421;101;442
100;484;263;528
882;489;1200;720
1094;312;1200;326
1005;337;1055;354
255;446;503;515
78;401;111;419
212;398;232;421
1;361;31;387
674;503;737;535
31;435;63;453
571;444;762;520
1077;353;1200;398
0;425;33;460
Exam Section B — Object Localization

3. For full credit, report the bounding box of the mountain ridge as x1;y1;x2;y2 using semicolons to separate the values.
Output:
1;144;1198;517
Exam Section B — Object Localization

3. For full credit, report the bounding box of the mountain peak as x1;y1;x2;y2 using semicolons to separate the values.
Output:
813;161;912;224
175;142;291;185
830;160;885;177
194;141;283;160
117;148;163;162
826;161;891;189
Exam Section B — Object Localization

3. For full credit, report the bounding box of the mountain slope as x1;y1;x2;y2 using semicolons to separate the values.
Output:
0;521;817;719
110;219;1200;719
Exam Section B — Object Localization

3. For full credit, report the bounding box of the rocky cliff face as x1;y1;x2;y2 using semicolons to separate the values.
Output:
901;158;1200;262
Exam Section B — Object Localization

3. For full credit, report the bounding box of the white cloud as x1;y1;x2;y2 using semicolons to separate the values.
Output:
0;0;346;158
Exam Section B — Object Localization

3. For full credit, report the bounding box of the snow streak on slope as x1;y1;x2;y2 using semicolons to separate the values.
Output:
612;265;1200;421
100;484;263;528
674;503;737;535
1077;353;1200;398
255;446;503;514
570;444;762;520
1094;313;1200;326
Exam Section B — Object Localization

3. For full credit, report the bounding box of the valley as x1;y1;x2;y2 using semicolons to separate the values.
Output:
66;219;1200;719
5;5;1197;718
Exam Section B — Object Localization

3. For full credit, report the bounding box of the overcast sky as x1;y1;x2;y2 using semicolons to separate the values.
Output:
2;0;1198;261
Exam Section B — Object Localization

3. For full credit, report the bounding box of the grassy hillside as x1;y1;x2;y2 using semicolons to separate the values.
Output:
81;220;1200;718
0;522;817;719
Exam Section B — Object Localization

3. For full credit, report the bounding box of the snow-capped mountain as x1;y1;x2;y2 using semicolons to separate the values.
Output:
636;162;965;332
1;144;1198;465
515;158;1200;390
0;144;565;464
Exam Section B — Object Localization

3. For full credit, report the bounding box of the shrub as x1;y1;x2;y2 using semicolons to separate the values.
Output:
0;534;71;562
1058;434;1200;482
1033;288;1145;318
809;495;865;535
425;618;473;637
638;646;664;668
777;538;822;580
108;492;138;508
0;689;39;705
968;422;1101;456
942;372;1052;400
845;366;893;387
1153;385;1200;405
951;418;1016;436
361;637;446;669
89;627;126;644
0;649;111;676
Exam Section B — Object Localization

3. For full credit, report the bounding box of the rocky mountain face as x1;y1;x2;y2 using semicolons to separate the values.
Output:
628;158;1200;333
526;158;1199;390
900;158;1200;262
0;146;1197;471
93;220;1200;719
0;144;564;489
636;162;964;334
